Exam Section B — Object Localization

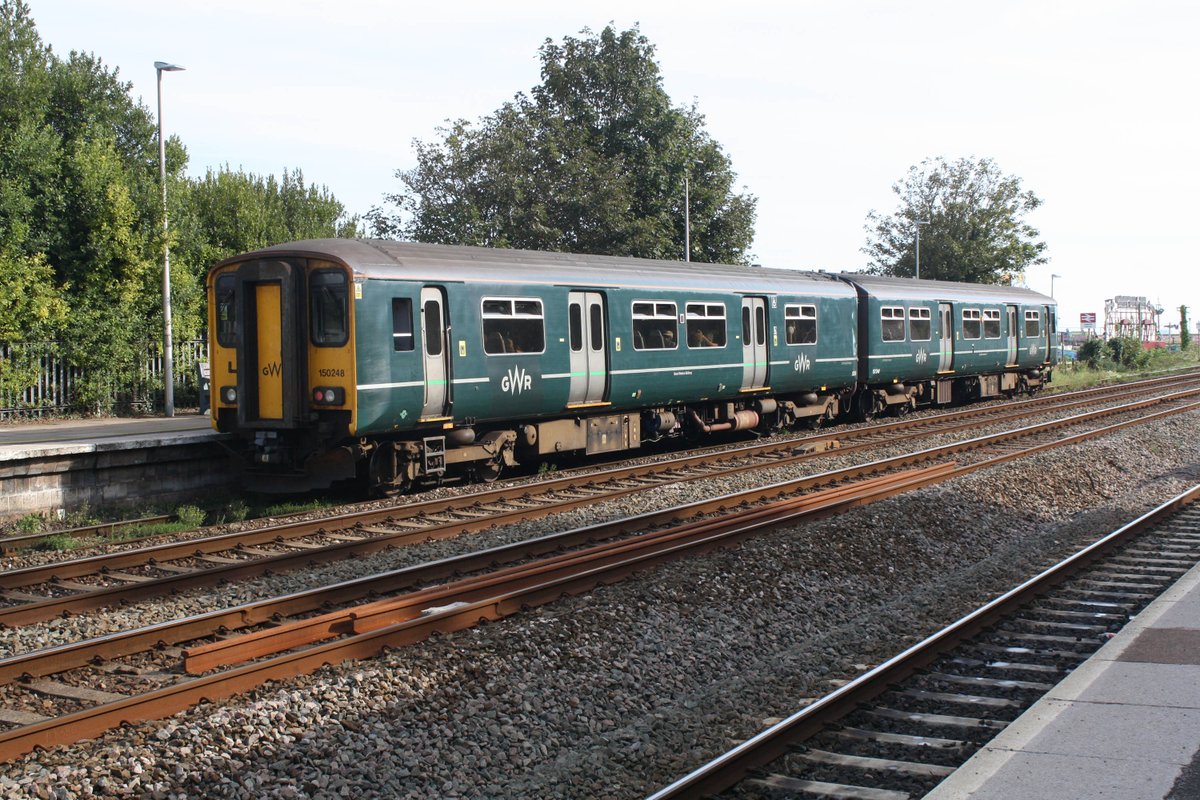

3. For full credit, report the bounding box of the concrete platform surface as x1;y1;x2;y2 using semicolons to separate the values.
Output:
0;414;217;459
926;558;1200;800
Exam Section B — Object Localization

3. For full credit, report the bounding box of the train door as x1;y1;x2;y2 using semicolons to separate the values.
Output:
1044;305;1055;364
236;259;303;427
567;291;607;406
937;302;954;372
419;287;450;419
1006;305;1019;366
741;297;768;390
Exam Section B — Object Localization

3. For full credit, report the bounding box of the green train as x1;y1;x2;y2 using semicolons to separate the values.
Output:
207;239;1057;493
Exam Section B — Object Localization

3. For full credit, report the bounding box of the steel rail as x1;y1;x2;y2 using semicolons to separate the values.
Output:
0;465;955;763
0;398;1197;762
5;371;1196;584
1;383;1197;642
644;486;1200;800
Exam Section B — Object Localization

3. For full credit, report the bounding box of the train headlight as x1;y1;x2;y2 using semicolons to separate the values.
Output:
312;387;345;406
220;386;237;404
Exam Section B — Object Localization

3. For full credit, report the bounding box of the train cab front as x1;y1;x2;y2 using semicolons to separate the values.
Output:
207;254;357;491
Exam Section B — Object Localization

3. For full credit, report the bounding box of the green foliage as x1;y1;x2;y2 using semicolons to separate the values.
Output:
35;533;79;551
174;504;205;528
370;25;757;264
1106;336;1150;370
0;2;359;412
1181;306;1191;351
1076;337;1104;369
863;156;1047;283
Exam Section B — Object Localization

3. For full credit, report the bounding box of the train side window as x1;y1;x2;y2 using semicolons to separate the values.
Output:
631;301;677;350
686;302;726;348
881;306;906;342
423;299;443;356
215;274;237;347
569;303;583;352
785;304;817;345
962;309;982;340
482;297;545;355
755;304;766;346
310;270;349;347
983;309;1001;339
741;306;751;345
392;298;414;352
1025;310;1040;337
589;303;604;351
908;307;932;341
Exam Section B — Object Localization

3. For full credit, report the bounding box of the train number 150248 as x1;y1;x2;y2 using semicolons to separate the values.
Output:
318;368;346;378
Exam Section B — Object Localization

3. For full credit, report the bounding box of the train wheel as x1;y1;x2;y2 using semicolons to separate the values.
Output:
475;460;503;483
368;442;412;498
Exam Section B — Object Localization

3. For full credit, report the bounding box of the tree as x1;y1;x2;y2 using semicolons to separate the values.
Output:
1181;305;1190;351
369;25;757;264
863;157;1047;284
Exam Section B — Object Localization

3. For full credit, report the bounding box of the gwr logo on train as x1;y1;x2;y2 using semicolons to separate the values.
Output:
262;362;281;377
793;352;811;373
502;365;534;395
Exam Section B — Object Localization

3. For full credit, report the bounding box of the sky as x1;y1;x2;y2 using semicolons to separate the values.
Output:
28;0;1199;336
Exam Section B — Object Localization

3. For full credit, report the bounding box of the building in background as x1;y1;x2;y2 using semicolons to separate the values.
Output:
1104;296;1162;343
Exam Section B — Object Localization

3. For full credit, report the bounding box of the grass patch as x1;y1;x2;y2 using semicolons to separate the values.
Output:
34;533;81;551
258;498;336;517
1051;346;1200;393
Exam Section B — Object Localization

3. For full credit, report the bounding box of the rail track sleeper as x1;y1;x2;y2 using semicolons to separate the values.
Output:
968;642;1089;661
43;580;93;593
146;563;193;574
1057;588;1156;601
897;689;1022;709
798;748;957;778
944;657;1062;675
24;680;127;705
0;590;46;603
833;727;968;750
993;629;1101;647
0;709;50;726
1108;555;1194;567
98;571;155;583
1009;619;1109;634
193;554;244;566
866;708;1007;731
747;774;911;800
1069;578;1166;590
925;673;1055;692
1086;570;1175;582
1025;608;1127;622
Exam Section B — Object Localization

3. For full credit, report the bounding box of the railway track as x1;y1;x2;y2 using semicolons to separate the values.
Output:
0;385;1196;762
2;373;1198;629
646;486;1200;800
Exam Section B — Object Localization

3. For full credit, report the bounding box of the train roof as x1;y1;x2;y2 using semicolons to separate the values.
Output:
218;239;858;298
839;272;1055;306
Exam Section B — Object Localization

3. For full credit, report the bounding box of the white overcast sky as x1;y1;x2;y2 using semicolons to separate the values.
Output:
30;0;1199;334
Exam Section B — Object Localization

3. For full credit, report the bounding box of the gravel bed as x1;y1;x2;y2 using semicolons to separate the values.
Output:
0;408;1196;799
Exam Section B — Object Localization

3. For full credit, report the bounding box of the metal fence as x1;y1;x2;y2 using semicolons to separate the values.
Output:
0;339;209;418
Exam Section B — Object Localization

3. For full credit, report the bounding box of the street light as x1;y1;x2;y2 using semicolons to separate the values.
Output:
914;219;930;280
1050;273;1062;299
155;61;184;417
683;160;702;262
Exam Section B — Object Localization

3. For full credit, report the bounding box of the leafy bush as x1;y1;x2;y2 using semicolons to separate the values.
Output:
175;505;206;529
1106;336;1150;369
1077;338;1104;369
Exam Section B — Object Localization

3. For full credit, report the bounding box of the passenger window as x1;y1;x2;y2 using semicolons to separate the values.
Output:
686;302;726;348
983;309;1001;339
785;304;817;345
631;301;677;350
589;303;604;351
881;306;906;342
216;274;237;347
962;309;982;340
908;307;932;341
755;305;766;346
741;306;751;345
482;297;545;355
569;303;583;352
392;298;414;352
423;299;443;356
1025;310;1040;337
310;270;349;346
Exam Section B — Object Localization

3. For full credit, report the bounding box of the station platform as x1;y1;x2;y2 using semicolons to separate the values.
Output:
926;559;1200;799
0;414;234;520
0;413;216;455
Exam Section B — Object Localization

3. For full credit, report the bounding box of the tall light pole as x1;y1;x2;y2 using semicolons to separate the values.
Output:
1050;273;1062;299
684;173;690;262
914;219;930;280
155;61;184;417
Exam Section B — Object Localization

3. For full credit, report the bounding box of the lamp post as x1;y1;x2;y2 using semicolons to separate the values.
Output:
914;219;930;279
684;173;690;262
1050;273;1062;299
155;61;184;417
